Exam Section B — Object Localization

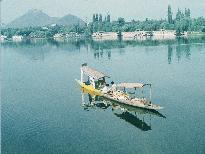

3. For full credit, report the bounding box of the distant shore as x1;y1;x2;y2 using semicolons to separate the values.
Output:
1;30;205;43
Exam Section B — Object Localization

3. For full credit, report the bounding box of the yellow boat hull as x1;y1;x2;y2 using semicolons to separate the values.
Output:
75;79;102;96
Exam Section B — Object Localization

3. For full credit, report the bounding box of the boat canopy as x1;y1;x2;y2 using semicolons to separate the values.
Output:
81;65;110;80
116;82;151;89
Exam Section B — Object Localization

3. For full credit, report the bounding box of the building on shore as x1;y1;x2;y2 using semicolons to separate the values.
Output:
152;29;176;40
53;33;64;38
42;26;49;30
92;32;118;40
12;35;23;42
54;32;84;40
53;32;85;42
65;32;81;38
122;30;177;40
91;29;186;41
122;31;153;40
0;35;7;42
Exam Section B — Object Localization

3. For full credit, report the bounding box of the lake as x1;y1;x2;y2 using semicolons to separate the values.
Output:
1;37;205;154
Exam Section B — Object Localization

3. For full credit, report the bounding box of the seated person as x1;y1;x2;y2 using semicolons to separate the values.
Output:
101;84;109;94
110;81;117;92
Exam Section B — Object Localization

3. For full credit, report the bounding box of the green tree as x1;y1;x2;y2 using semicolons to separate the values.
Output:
118;17;125;27
176;9;183;21
168;5;173;24
175;22;182;35
185;8;191;18
104;22;112;32
95;14;98;22
104;16;107;22
93;22;99;32
202;26;205;32
107;14;111;22
92;14;96;22
99;14;102;22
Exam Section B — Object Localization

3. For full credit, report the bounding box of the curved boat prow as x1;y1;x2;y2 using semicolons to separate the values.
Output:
75;79;82;86
75;79;102;96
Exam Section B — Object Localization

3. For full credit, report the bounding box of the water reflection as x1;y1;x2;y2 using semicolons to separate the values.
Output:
167;43;191;64
114;112;151;131
93;49;111;60
80;88;165;131
1;37;205;63
167;45;173;64
176;44;191;61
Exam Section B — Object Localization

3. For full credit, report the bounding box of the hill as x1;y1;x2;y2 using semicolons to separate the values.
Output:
56;14;85;26
7;9;85;28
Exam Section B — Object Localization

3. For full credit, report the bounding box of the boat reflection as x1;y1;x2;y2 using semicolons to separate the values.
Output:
80;87;166;131
114;112;151;131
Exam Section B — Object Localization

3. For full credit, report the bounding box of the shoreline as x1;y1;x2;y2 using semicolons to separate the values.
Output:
1;31;205;43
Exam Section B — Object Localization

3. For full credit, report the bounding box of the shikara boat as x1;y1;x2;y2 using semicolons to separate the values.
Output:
76;63;163;110
80;86;166;131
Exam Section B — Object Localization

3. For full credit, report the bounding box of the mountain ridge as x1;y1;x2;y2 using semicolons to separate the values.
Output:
7;9;85;28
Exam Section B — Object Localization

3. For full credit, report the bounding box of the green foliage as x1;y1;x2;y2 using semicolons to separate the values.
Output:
92;14;95;23
1;24;86;38
99;14;102;22
176;9;183;21
118;17;125;27
86;9;204;35
185;8;191;18
168;5;173;24
107;15;111;22
2;6;205;38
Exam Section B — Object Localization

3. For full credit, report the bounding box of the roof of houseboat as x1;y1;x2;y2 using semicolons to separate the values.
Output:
116;82;148;88
81;65;110;80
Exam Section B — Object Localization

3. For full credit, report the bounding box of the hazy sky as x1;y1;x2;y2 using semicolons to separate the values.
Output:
1;0;205;23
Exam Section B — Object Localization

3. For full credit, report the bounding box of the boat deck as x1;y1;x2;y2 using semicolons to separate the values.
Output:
102;91;162;110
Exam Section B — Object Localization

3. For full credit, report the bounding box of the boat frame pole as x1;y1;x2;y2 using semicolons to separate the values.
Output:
143;84;152;102
81;67;83;82
149;84;152;102
81;92;85;105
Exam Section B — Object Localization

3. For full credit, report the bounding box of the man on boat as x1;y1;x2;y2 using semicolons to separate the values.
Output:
111;81;117;92
101;84;109;94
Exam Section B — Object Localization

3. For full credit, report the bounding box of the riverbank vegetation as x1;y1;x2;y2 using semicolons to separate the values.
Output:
88;5;205;34
1;5;205;39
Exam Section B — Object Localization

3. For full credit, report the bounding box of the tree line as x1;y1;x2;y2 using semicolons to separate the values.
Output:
87;6;205;34
1;5;205;38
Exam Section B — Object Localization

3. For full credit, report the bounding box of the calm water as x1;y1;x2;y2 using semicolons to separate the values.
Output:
1;38;205;154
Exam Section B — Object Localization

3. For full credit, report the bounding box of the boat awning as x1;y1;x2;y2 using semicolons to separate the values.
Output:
81;65;110;80
116;82;146;89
